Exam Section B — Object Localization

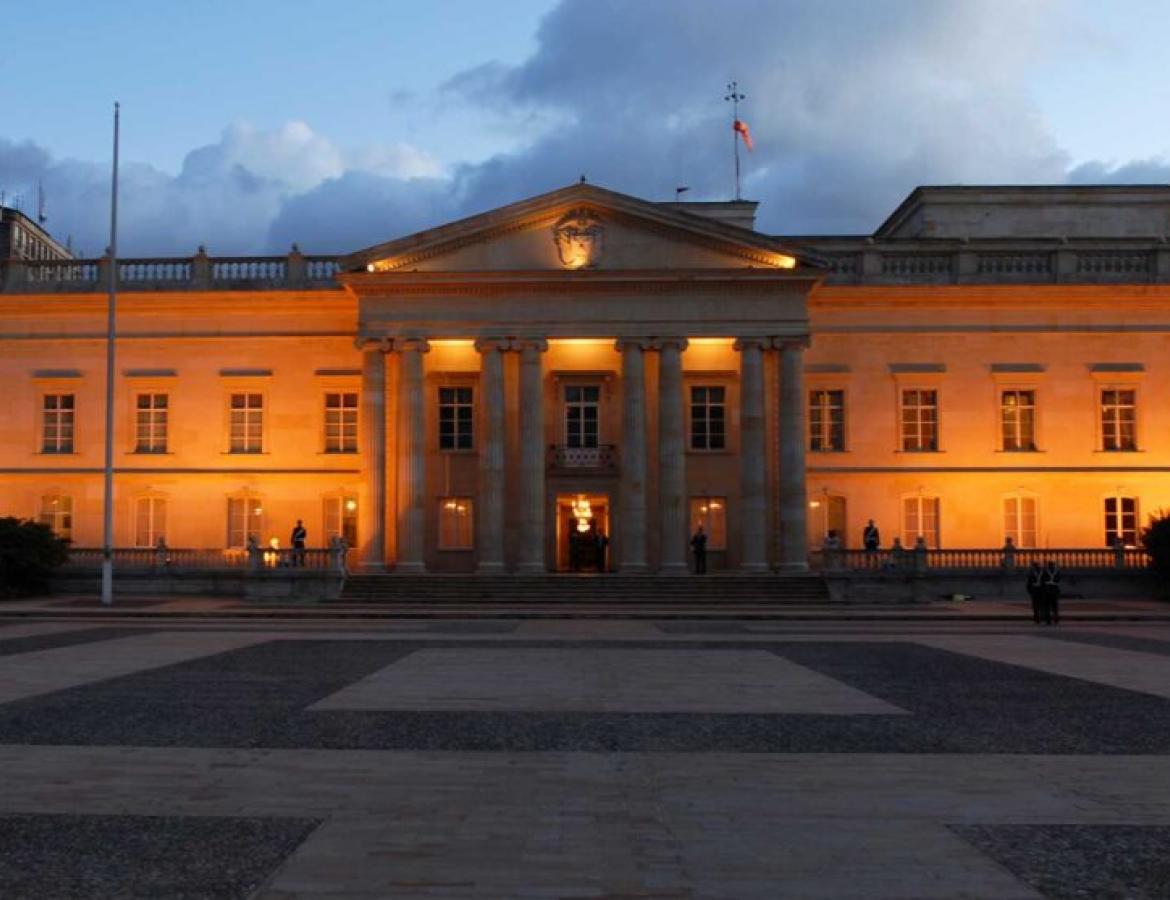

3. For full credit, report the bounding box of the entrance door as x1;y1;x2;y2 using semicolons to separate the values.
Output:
555;494;610;572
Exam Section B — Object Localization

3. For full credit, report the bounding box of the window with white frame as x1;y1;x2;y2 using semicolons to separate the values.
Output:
1003;496;1037;548
564;385;600;448
134;497;167;547
902;496;940;548
323;496;359;547
1000;390;1036;452
229;393;264;453
226;497;264;548
1104;496;1138;547
39;495;73;541
438;497;474;550
809;389;845;452
438;386;474;451
1100;389;1137;451
688;497;727;550
324;392;358;453
900;389;938;452
689;386;726;450
135;393;168;453
41;394;75;454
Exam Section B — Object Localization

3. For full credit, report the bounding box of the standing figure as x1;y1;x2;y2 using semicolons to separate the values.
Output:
595;528;610;573
690;525;708;575
863;520;880;552
291;519;307;567
1040;559;1062;625
1026;560;1044;624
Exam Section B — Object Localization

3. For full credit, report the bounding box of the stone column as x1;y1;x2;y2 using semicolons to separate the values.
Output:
777;338;809;570
657;338;689;574
735;338;768;571
516;339;549;573
475;338;508;572
616;339;649;572
358;338;389;570
395;338;429;573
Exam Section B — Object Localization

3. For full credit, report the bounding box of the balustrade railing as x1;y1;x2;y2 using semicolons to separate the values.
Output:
812;545;1150;573
63;546;341;571
548;444;619;471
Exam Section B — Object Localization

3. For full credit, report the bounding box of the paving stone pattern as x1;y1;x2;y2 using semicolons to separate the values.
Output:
0;627;149;658
0;813;319;899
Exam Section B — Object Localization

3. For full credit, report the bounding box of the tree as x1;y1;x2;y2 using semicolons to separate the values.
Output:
0;517;69;599
1140;509;1170;598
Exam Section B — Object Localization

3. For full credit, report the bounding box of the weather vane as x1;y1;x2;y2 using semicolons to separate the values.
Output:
724;81;753;201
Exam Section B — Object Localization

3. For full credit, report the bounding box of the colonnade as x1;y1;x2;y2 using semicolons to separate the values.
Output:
357;335;808;574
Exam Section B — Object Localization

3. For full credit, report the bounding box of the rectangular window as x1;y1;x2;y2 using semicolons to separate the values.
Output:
902;496;940;548
323;496;359;547
135;393;169;453
1101;389;1137;451
1104;496;1138;547
565;385;600;448
324;392;358;453
1003;496;1037;548
688;497;727;550
41;393;75;454
900;389;938;452
689;386;726;450
809;389;845;452
1000;390;1036;452
39;495;73;541
438;387;474;451
134;497;167;547
229;393;264;453
226;497;264;548
438;497;474;550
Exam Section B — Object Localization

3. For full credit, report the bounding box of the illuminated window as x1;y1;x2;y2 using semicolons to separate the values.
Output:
1000;390;1036;451
900;390;938;452
1101;389;1137;451
1003;496;1037;548
39;495;73;541
689;496;727;550
1104;496;1138;547
134;497;167;547
41;394;75;454
438;497;474;550
226;497;264;548
438;387;474;450
809;389;845;451
690;386;726;450
135;393;168;453
565;385;600;448
902;496;940;548
324;392;358;453
229;393;264;453
323;495;358;547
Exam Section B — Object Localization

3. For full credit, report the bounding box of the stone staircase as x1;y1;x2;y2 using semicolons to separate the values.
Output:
333;573;830;616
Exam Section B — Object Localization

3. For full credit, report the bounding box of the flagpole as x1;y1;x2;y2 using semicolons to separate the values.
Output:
724;81;745;201
100;102;120;607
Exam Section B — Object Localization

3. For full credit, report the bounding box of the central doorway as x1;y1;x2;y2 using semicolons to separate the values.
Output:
555;493;611;572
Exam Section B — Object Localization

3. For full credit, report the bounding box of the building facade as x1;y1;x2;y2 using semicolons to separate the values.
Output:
2;183;1169;571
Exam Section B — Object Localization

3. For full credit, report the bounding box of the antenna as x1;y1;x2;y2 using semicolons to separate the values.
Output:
724;80;746;200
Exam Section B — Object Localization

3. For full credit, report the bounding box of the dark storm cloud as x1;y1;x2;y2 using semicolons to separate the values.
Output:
2;0;1165;255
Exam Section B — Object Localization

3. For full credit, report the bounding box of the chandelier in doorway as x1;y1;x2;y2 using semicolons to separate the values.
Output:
571;496;594;533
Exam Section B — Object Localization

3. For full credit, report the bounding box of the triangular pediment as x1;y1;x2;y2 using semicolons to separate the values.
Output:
340;183;820;274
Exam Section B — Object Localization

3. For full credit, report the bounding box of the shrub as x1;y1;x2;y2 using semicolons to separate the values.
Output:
0;517;70;599
1140;509;1170;594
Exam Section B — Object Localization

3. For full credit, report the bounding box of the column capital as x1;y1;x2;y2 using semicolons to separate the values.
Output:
614;337;652;353
732;337;769;352
396;337;430;354
649;337;689;352
514;337;549;353
771;336;811;352
354;336;392;353
473;336;511;353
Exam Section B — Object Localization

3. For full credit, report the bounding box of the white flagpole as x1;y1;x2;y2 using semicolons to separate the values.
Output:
100;102;120;607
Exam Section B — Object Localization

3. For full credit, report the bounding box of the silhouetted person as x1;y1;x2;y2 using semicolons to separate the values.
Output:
1026;560;1044;624
595;528;609;573
1041;559;1061;624
291;519;307;567
690;525;708;575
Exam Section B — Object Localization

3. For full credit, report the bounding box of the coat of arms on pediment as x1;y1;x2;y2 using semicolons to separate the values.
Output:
552;209;604;269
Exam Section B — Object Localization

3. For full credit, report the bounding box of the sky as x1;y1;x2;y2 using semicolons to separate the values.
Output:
1;0;1168;255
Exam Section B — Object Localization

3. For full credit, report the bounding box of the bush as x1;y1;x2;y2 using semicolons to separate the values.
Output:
1140;509;1170;592
0;517;70;599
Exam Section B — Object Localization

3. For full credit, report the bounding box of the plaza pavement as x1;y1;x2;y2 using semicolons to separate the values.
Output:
0;604;1168;897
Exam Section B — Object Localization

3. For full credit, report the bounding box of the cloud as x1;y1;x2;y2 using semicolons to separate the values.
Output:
4;0;1167;255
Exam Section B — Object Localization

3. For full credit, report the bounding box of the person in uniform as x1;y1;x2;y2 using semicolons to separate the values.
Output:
690;525;708;575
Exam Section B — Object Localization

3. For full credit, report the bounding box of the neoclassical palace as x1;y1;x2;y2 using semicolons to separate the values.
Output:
2;183;1169;572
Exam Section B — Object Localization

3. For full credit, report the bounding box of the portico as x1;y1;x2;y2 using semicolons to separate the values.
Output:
339;184;820;574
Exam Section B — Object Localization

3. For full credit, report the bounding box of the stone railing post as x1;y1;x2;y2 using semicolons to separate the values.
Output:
287;243;306;287
1055;246;1077;283
154;537;170;570
246;535;263;573
1001;536;1016;571
191;245;211;289
1113;536;1126;569
913;536;928;576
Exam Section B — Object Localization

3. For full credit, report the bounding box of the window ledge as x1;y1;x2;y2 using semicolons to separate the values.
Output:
221;451;271;456
1095;449;1144;454
37;451;78;456
687;448;732;456
319;451;360;456
894;449;945;454
438;449;477;456
809;448;849;454
995;449;1044;454
127;450;174;456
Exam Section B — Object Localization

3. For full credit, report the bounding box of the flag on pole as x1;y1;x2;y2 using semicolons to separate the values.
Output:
733;118;754;152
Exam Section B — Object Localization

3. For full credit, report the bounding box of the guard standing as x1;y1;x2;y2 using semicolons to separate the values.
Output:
690;525;708;575
291;519;307;567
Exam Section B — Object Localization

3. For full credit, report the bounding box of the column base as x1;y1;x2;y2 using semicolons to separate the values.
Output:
515;562;546;575
358;561;386;573
618;563;650;574
740;562;769;573
477;561;507;574
778;561;810;573
394;561;427;574
657;563;690;576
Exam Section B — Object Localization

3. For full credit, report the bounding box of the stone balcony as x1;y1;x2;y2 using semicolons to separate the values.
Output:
547;444;618;474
